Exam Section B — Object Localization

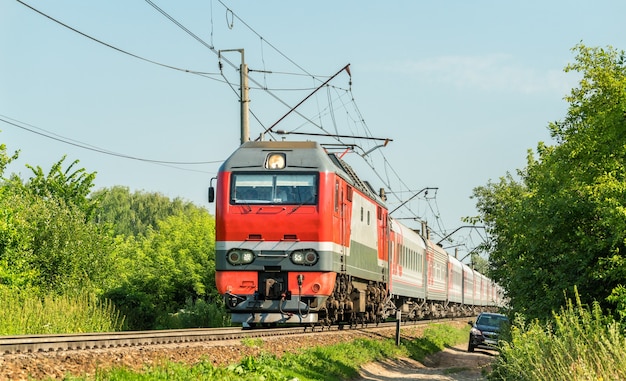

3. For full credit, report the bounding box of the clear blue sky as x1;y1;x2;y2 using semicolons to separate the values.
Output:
2;1;625;260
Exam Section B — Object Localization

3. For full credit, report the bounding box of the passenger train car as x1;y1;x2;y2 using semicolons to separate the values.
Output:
210;140;503;326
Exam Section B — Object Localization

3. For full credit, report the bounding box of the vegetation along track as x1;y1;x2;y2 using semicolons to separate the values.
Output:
0;318;468;380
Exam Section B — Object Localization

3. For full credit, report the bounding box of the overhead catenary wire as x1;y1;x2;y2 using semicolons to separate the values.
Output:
142;1;456;241
142;0;341;143
14;1;348;139
12;2;320;162
15;1;474;251
216;0;316;80
212;0;480;253
15;0;325;93
15;0;224;81
0;115;220;172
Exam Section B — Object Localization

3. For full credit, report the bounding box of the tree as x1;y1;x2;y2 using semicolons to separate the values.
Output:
0;139;19;179
103;203;219;329
473;44;626;319
92;186;198;237
17;156;98;219
0;156;115;295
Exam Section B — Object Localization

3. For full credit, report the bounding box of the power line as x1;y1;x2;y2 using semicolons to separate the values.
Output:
16;0;350;141
207;2;445;231
16;1;461;245
143;0;336;142
0;115;221;170
17;0;330;93
216;0;317;80
16;0;223;81
145;0;215;52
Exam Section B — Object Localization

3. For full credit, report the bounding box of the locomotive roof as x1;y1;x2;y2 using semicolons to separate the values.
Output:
220;140;384;204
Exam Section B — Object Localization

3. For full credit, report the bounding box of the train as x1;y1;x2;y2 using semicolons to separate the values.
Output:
209;140;504;327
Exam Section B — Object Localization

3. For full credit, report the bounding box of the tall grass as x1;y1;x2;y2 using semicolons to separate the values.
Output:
0;287;124;335
489;289;626;380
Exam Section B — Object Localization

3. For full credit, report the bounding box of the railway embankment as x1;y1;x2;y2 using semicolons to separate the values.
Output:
0;320;477;380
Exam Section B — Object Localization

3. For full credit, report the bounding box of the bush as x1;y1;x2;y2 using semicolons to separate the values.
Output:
102;285;159;331
103;208;219;330
0;191;116;295
158;297;230;329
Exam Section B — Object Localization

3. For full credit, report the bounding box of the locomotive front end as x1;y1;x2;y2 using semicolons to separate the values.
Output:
213;141;337;326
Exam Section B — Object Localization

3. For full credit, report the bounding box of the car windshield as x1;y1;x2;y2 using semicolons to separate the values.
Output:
477;314;509;328
231;173;317;205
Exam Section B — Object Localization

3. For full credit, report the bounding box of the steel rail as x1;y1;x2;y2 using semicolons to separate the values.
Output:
0;326;303;355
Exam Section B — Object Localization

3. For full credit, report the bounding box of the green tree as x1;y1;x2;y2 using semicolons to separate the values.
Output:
104;205;219;329
92;186;198;237
0;139;19;178
21;156;98;219
0;156;115;295
473;44;626;319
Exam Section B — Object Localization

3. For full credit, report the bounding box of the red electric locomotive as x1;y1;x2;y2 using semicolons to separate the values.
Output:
210;140;502;326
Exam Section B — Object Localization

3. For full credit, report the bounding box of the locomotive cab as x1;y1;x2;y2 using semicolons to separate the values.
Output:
213;141;392;326
213;141;339;325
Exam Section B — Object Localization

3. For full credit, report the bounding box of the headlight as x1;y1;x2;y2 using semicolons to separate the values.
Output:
266;153;286;169
304;250;318;265
290;249;319;266
227;249;255;265
470;327;482;336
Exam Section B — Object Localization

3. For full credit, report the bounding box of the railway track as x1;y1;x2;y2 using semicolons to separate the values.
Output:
0;318;462;355
0;326;299;355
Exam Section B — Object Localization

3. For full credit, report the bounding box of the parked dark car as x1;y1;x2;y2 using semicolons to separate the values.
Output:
468;312;509;352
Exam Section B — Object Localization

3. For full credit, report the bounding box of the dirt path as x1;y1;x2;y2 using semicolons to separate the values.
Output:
355;343;497;381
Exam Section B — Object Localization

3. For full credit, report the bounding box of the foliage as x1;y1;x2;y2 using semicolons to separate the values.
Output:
472;44;626;319
0;287;123;335
0;180;116;295
159;297;230;329
19;156;99;219
402;323;470;362
489;289;626;381
103;204;223;330
608;285;626;321
0;136;225;333
65;323;468;381
92;186;199;237
470;252;489;274
0;139;19;179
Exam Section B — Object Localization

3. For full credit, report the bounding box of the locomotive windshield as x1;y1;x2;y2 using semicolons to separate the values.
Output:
231;173;317;205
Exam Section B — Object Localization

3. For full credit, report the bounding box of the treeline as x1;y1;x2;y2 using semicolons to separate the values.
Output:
0;149;227;334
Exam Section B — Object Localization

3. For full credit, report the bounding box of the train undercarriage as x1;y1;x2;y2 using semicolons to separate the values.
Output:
227;272;494;328
318;274;492;326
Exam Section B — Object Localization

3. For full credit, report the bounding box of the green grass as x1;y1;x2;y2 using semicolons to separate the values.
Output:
0;287;124;335
401;322;469;362
60;322;469;381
